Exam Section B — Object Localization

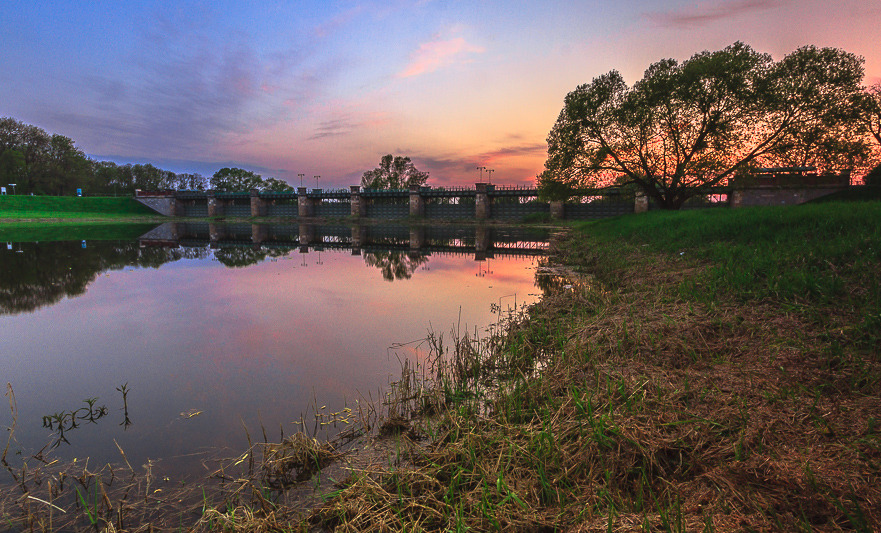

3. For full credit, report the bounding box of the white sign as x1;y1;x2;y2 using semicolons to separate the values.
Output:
0;187;6;195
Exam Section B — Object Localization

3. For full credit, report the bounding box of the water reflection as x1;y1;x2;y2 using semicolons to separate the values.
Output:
0;241;208;315
0;224;548;315
0;223;549;474
363;251;428;281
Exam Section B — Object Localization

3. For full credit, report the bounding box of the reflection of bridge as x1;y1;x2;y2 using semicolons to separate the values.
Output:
139;223;550;260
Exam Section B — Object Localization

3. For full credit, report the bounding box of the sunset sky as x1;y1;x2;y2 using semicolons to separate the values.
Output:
2;0;879;188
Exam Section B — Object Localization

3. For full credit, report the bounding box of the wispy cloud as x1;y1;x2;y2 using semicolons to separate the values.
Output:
647;0;786;28
308;110;390;140
398;34;484;78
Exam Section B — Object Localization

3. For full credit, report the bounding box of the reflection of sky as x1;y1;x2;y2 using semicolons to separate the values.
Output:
0;247;540;476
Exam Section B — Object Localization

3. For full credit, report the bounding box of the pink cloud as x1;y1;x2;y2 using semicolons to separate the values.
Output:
398;36;484;78
647;0;785;28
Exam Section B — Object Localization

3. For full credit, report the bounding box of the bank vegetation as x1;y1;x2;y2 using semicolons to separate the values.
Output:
2;199;880;532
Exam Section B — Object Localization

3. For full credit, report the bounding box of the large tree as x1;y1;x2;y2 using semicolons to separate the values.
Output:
210;167;264;192
864;83;881;147
539;43;872;209
361;154;429;189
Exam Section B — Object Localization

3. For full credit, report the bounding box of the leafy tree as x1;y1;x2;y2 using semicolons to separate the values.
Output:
361;154;429;189
262;177;295;192
0;149;25;188
174;173;208;191
864;83;881;147
539;43;871;209
210;167;264;192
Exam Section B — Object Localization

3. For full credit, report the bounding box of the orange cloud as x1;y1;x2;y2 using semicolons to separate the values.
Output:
399;36;484;78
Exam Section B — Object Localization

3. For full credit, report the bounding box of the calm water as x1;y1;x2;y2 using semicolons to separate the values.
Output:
1;223;548;478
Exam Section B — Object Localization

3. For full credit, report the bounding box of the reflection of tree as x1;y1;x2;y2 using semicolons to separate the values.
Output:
212;247;291;268
362;251;428;281
534;256;571;295
0;242;208;315
213;247;268;268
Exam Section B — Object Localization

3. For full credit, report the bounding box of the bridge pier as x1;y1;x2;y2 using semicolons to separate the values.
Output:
207;191;218;217
298;188;316;217
350;186;367;217
250;190;267;217
409;185;425;217
475;183;490;220
634;190;649;213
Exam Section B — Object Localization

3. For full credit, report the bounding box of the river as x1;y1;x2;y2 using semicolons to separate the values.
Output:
0;223;548;479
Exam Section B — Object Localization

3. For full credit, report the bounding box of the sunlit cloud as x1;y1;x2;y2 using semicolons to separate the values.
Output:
647;0;786;28
308;110;391;140
398;35;484;78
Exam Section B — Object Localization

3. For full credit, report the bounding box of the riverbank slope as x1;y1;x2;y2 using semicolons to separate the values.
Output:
307;200;880;531
3;200;879;531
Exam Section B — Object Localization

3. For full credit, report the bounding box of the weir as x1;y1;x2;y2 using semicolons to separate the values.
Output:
134;171;853;220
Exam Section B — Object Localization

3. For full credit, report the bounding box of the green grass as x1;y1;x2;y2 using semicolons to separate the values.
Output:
577;201;881;306
0;221;159;241
0;195;158;219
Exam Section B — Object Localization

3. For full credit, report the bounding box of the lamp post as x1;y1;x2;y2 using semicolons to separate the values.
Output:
314;175;320;189
298;173;305;187
486;169;494;184
476;166;486;182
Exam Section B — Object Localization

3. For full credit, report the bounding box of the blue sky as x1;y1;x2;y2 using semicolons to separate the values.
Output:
2;0;879;187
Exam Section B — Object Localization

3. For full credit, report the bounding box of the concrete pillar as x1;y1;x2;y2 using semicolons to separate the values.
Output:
299;223;315;246
250;189;267;217
350;186;366;217
475;225;489;261
729;189;743;208
550;200;564;219
409;185;425;217
208;222;223;243
475;183;490;220
634;190;648;213
207;190;218;217
298;187;314;217
409;226;425;251
251;224;267;244
351;224;367;254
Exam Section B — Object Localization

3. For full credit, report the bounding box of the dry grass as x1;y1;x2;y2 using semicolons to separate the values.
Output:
304;228;881;532
3;214;879;531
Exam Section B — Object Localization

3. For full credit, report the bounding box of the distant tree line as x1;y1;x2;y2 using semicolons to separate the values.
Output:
0;117;294;195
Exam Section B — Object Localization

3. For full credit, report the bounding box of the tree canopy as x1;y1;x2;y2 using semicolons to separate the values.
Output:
0;117;300;195
538;43;873;209
209;167;294;192
361;154;429;189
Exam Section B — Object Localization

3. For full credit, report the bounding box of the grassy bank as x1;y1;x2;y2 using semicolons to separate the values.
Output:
0;195;159;220
3;201;879;531
304;200;880;531
0;221;160;241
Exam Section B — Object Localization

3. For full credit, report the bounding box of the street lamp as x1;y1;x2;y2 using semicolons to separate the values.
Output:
298;173;305;187
314;175;320;189
486;169;494;184
476;166;486;182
